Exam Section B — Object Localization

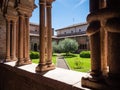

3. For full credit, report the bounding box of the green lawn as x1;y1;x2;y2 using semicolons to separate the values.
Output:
32;54;57;64
32;53;91;73
62;53;91;72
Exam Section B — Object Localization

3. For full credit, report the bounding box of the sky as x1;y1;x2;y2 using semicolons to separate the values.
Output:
30;0;89;30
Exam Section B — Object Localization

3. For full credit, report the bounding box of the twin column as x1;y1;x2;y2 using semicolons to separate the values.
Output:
82;0;120;88
6;14;31;66
16;13;31;66
6;17;17;62
36;0;55;72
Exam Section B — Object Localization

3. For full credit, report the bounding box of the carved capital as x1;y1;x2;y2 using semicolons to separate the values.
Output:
39;0;46;5
87;21;101;36
106;17;120;32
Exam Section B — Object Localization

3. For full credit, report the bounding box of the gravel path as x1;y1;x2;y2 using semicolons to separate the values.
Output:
56;54;69;70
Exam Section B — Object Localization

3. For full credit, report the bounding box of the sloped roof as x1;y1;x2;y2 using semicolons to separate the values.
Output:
55;22;88;31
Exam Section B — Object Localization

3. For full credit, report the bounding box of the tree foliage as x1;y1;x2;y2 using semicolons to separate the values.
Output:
52;41;58;53
58;38;78;55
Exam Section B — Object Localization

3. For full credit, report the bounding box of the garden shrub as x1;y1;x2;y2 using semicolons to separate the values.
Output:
74;59;83;69
80;51;90;58
30;51;39;59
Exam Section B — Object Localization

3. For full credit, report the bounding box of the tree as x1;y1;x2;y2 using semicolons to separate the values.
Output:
52;41;58;53
58;38;78;55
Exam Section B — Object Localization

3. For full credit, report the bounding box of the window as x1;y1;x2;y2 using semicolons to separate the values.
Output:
64;32;66;34
71;31;73;33
79;29;81;32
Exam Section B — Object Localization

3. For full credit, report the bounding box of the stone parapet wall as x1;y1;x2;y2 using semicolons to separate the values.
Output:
0;62;89;90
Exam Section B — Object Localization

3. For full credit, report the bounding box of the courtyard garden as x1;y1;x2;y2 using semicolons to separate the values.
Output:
31;52;90;72
31;38;91;73
62;53;90;72
30;51;57;64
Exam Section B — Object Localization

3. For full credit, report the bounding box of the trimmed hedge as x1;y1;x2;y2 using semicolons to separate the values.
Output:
80;51;90;58
30;51;39;59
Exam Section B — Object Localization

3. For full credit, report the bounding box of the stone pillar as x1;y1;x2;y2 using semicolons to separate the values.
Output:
46;0;55;69
99;0;107;9
16;21;18;58
87;21;102;81
105;17;120;87
105;0;120;86
36;0;47;72
107;0;120;9
6;19;11;61
16;14;24;66
90;0;99;12
11;20;17;61
100;20;108;76
24;16;32;64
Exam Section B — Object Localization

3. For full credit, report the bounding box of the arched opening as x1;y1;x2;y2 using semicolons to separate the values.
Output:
30;0;91;73
34;43;38;51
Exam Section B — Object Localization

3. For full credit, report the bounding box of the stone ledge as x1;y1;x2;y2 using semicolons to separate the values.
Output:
0;61;90;90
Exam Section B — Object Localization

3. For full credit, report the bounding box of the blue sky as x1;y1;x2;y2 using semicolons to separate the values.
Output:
30;0;89;30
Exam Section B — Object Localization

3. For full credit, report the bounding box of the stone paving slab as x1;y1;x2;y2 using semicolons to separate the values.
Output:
56;54;69;69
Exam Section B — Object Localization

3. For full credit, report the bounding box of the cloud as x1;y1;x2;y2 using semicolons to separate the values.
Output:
73;0;87;9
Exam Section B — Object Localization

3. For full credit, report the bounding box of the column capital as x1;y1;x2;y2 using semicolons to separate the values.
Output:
5;15;11;22
18;11;25;16
19;14;24;19
39;0;46;5
46;0;55;4
46;0;55;3
25;14;32;18
6;18;11;22
12;20;17;26
86;21;101;36
46;3;52;8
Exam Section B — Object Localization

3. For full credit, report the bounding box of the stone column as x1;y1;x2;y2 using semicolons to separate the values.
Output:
36;0;47;72
100;20;108;76
11;20;17;61
16;14;24;66
107;0;120;9
6;19;11;61
16;21;18;58
87;21;102;81
99;0;107;9
90;0;99;12
105;0;120;86
46;0;55;69
24;16;32;64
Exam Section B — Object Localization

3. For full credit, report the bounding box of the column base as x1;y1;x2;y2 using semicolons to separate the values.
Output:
106;73;120;88
15;58;25;66
36;64;48;72
11;57;17;61
24;58;32;64
81;77;108;89
6;57;11;62
47;63;55;70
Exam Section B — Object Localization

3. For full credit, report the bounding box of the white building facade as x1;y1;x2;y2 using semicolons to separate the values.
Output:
56;23;88;37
